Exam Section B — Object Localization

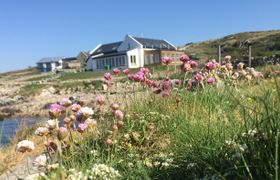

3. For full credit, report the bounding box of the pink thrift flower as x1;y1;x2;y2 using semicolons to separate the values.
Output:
207;77;216;85
123;68;130;75
114;110;124;119
60;98;72;107
194;73;204;82
105;138;113;145
104;72;112;80
162;78;171;91
77;123;88;133
117;121;124;128
111;102;120;111
174;79;181;85
179;54;190;62
96;95;106;105
140;67;150;75
225;55;232;62
205;62;217;71
71;103;81;112
78;96;86;106
112;68;120;75
180;62;192;72
57;127;68;140
162;91;170;98
162;57;173;65
49;103;62;118
189;60;198;68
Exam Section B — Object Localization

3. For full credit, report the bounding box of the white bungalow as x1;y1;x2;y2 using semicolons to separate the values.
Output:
86;35;184;70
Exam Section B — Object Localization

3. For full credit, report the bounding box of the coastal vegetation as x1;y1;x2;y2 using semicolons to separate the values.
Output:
1;54;279;179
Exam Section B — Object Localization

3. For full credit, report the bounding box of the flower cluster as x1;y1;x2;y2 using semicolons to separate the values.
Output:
162;57;173;65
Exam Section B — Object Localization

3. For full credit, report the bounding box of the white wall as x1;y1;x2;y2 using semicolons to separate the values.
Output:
118;35;142;52
127;49;142;68
86;58;96;70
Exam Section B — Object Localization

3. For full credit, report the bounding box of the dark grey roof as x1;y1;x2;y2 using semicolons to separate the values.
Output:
37;56;65;63
92;41;122;56
62;57;77;61
133;36;176;50
94;51;127;59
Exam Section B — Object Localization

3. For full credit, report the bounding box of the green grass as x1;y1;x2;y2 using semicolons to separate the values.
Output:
5;63;280;179
19;84;46;96
185;30;280;63
58;71;105;81
30;76;279;179
26;74;54;81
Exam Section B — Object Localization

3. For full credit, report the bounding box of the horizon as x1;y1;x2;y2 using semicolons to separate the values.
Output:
1;0;280;73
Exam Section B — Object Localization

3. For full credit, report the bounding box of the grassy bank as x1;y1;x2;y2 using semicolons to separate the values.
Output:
2;62;280;179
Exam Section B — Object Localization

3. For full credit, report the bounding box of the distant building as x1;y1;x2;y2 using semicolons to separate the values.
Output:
37;56;65;73
37;52;89;73
62;52;89;70
86;35;184;70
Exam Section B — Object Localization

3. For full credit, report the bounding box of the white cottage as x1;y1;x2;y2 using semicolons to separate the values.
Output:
86;35;184;70
37;56;65;73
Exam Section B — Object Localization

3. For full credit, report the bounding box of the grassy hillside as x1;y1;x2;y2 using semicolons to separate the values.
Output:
184;30;280;63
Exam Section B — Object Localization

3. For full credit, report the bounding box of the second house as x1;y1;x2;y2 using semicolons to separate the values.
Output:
86;35;184;70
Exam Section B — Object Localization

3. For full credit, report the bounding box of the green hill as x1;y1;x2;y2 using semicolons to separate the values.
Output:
183;30;280;64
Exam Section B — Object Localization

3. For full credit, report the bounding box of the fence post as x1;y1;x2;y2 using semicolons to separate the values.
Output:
218;45;221;65
248;45;252;67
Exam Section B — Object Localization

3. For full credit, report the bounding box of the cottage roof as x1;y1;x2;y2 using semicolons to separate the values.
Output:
62;57;77;61
93;51;127;59
37;56;65;63
91;41;122;56
132;36;176;50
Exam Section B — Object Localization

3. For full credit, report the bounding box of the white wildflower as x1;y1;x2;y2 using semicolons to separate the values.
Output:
35;127;49;136
45;119;56;130
33;154;47;167
16;140;35;153
78;107;94;117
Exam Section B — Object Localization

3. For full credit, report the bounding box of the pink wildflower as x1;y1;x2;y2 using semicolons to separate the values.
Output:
114;110;124;119
162;57;173;65
71;103;81;112
189;60;198;68
105;138;113;145
60;98;72;107
49;103;62;118
205;61;217;71
174;79;181;85
57;127;68;140
179;54;190;62
96;95;106;105
104;72;111;80
207;77;216;85
117;121;124;128
140;67;150;75
194;73;204;82
112;68;120;75
123;68;130;75
77;123;88;133
111;102;120;111
162;91;170;98
180;62;192;72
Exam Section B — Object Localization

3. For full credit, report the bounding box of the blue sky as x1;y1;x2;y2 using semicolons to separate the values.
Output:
0;0;280;73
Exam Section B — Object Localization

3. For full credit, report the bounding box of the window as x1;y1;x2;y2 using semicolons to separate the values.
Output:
121;56;125;66
130;55;136;64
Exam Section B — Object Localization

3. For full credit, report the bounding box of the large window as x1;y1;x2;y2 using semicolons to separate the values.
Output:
130;55;136;64
121;56;125;66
